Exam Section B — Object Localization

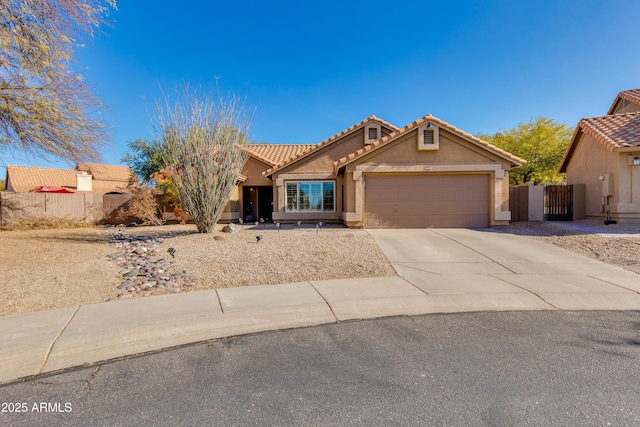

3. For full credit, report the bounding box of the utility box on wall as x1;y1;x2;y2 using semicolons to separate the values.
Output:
600;173;613;197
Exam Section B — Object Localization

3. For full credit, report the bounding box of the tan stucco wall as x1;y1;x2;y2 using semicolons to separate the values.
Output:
612;150;640;221
276;125;395;175
342;127;514;227
354;130;503;166
268;123;394;220
343;171;356;212
565;133;620;218
221;157;274;222
615;103;640;115
242;157;273;186
221;185;241;222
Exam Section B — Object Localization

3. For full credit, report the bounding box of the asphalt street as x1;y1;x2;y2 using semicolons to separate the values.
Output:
1;310;639;426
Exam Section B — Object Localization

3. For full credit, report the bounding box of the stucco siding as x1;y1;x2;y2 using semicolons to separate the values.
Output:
565;133;619;217
344;171;356;212
341;127;513;227
615;103;640;115
353;128;505;165
242;157;273;186
285;129;367;174
276;125;396;175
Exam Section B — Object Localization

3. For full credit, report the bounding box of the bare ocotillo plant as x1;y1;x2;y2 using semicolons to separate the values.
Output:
154;85;251;233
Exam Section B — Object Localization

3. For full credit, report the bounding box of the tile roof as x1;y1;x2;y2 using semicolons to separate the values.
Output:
579;112;640;149
6;166;79;193
559;112;640;172
243;144;316;166
6;164;134;194
332;114;527;173
263;116;400;176
76;162;134;182
607;89;640;115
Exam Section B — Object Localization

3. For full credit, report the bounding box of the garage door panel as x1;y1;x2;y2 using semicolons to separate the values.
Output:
471;200;488;214
365;216;381;228
364;175;489;228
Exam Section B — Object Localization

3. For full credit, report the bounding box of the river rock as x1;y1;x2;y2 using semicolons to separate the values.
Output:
221;224;239;233
124;268;140;277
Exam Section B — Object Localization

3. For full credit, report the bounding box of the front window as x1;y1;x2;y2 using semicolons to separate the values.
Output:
286;181;335;212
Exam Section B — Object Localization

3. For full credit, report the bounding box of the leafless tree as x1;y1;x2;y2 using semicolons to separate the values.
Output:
115;180;164;226
154;85;252;233
0;0;116;161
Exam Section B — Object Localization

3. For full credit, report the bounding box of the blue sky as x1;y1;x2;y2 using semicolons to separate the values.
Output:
2;0;640;177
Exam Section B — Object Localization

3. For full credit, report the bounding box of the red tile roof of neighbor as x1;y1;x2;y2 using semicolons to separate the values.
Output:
5;163;134;194
75;162;134;182
332;114;527;174
577;112;640;150
263;116;400;176
607;89;640;115
558;112;640;172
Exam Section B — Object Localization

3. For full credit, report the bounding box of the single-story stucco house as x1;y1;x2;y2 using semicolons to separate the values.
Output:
223;114;526;228
5;162;135;194
559;89;640;222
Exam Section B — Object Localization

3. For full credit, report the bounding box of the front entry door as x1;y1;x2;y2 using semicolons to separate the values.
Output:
258;186;273;221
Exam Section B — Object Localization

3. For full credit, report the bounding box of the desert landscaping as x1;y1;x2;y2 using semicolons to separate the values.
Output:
2;219;640;317
0;224;395;316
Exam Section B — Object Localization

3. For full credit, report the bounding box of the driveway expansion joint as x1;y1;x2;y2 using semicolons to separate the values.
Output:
588;275;640;294
430;229;520;274
489;274;559;309
397;275;431;296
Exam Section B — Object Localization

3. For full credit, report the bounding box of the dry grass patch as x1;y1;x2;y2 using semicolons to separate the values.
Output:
1;218;98;231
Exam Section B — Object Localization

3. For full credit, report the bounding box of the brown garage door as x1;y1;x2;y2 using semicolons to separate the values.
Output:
364;175;489;228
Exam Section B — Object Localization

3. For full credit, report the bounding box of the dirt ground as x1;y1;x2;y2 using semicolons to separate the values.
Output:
2;219;640;317
505;219;640;274
0;224;395;316
0;228;121;317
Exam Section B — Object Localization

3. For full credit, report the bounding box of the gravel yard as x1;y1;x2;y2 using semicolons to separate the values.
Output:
0;224;395;316
2;219;640;317
504;219;640;274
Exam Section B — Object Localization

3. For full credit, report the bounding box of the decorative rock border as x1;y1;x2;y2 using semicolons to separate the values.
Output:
105;228;200;300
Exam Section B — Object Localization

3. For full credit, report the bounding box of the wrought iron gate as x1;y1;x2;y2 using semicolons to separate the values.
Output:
544;185;573;221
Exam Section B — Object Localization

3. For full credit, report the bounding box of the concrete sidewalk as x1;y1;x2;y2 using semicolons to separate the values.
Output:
2;228;640;385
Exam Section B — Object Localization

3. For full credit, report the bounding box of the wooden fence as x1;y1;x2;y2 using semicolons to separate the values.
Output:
0;192;130;227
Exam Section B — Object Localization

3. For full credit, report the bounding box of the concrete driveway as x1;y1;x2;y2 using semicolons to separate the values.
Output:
368;228;640;311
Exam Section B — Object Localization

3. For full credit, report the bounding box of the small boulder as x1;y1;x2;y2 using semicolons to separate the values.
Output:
221;224;239;233
124;268;140;278
214;235;225;241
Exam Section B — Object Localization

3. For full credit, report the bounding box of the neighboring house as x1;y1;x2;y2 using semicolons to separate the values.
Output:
5;162;134;194
559;89;640;221
223;115;525;228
